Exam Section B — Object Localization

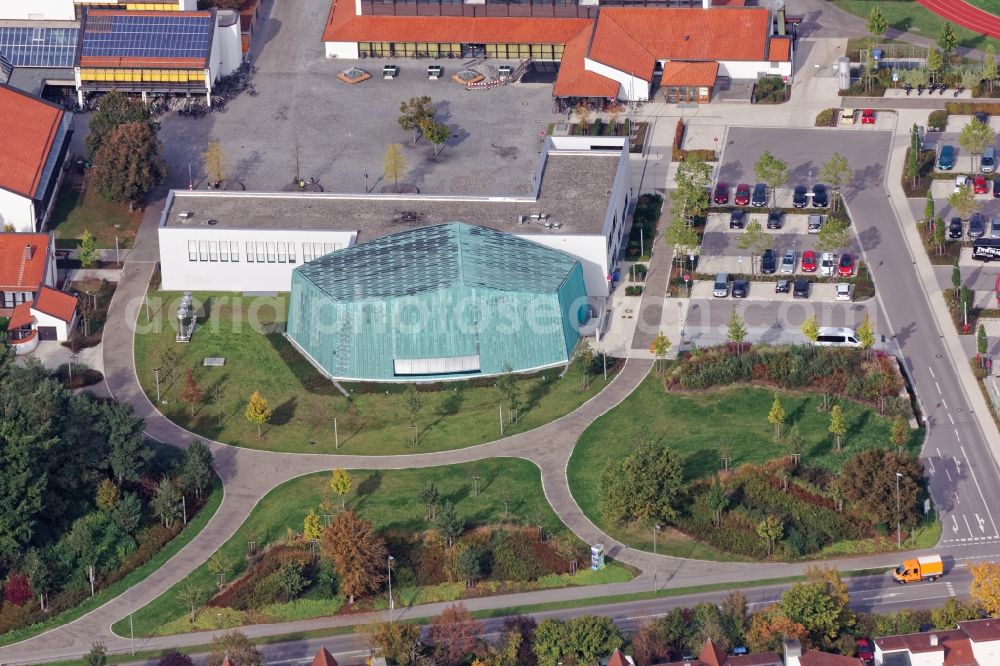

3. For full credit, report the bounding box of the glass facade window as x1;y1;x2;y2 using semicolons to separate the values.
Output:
288;244;296;263
0;27;78;68
209;241;219;262
188;240;197;261
246;241;255;262
277;242;287;263
230;241;240;262
302;243;313;262
79;67;206;83
198;241;208;261
256;242;266;263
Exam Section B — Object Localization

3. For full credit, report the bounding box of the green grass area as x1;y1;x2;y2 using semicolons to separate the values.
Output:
134;292;611;455
834;1;1000;52
966;0;1000;15
568;379;922;559
118;459;633;637
0;473;223;647
49;170;139;249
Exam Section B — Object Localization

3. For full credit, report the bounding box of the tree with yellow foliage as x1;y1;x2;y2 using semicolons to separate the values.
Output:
331;468;352;510
969;562;1000;616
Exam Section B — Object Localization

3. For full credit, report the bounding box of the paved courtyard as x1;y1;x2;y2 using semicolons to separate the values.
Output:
150;0;563;196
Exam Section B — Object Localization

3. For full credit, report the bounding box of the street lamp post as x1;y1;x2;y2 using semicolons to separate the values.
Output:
653;524;661;594
364;170;368;193
387;555;395;623
895;472;904;549
154;367;161;403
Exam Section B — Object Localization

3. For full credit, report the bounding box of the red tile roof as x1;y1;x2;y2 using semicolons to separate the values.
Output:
7;303;34;330
552;26;620;98
726;654;782;666
310;647;339;666
323;0;590;46
587;8;770;76
699;640;727;666
0;86;64;199
607;649;631;666
33;286;77;323
661;60;720;87
958;618;1000;642
799;651;864;666
875;628;977;665
768;36;792;62
0;233;50;291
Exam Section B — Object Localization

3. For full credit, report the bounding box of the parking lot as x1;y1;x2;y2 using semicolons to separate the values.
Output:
149;0;563;195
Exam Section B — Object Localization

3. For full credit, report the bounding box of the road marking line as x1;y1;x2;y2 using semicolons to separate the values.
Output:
930;367;936;378
955;428;961;441
961;444;1000;537
952;514;960;534
949;413;955;424
946;468;953;482
936;382;942;394
947;582;956;597
928;458;936;474
943;398;949;409
965;514;974;536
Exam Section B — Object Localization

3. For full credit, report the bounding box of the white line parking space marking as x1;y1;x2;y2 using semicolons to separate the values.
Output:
949;413;955;424
936;382;942;394
930;367;936;378
962;445;1000;537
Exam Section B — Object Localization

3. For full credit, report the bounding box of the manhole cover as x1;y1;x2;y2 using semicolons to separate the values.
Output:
958;408;964;412
935;354;942;358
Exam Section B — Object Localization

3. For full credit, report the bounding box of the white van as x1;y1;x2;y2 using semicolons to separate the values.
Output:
814;327;861;347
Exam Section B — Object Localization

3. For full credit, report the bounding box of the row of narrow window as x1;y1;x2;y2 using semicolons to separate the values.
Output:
186;240;342;263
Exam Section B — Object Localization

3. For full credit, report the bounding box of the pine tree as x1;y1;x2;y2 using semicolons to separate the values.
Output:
245;391;271;438
435;500;464;547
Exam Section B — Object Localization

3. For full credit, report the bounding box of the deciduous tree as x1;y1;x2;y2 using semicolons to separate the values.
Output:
932;597;980;629
866;6;886;46
960;118;997;170
599;439;683;526
533;616;622;666
95;479;119;512
707;479;728;525
800;314;819;342
205;630;265;666
984;44;998;94
672;153;712;223
202;140;228;185
157;651;195;666
177;582;207;622
780;566;854;647
404;384;422;445
891;415;910;454
85;90;155;157
938;22;958;64
398;96;435;144
85;643;107;666
969;562;1000;617
650;331;672;372
421;119;451;157
767;395;786;441
746;606;808;653
383;143;407;188
839;449;923;528
303;510;323;542
857;314;876;353
815;218;851;252
829;404;846;451
78;230;98;268
948;185;981;230
331;468;352;510
419;481;439;521
151;477;182;528
179;368;204;417
435;499;464;547
978;323;989;361
933;215;946;255
207;551;233;589
735;221;768;272
820;153;853;211
428;603;484;666
245;390;271;438
455;546;482;587
179;440;213;500
321;510;387;603
754;151;788;207
927;49;944;83
727;308;747;345
495;364;521;425
364;621;424;665
756;515;783;557
92;122;166;209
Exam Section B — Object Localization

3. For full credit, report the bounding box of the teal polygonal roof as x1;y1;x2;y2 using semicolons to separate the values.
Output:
294;223;581;302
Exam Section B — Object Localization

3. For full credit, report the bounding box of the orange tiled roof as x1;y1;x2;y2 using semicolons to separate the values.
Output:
323;0;590;46
660;60;719;87
0;86;64;199
7;303;34;330
33;286;77;323
310;647;339;666
768;36;792;62
588;7;770;75
607;649;630;666
0;233;50;291
958;618;1000;642
799;651;864;666
553;25;620;98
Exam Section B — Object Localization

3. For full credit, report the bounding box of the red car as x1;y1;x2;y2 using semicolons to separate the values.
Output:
974;175;989;194
861;108;875;124
801;250;817;273
734;183;751;206
713;182;730;205
856;638;874;664
838;253;854;277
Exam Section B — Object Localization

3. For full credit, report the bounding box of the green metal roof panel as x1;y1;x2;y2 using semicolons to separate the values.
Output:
294;223;580;301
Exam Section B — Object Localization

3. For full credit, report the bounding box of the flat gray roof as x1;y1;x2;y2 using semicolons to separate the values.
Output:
162;151;620;239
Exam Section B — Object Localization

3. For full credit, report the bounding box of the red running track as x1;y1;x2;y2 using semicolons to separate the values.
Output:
917;0;1000;40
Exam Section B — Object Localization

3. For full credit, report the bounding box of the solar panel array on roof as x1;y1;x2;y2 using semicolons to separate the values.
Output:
0;27;79;68
82;13;211;61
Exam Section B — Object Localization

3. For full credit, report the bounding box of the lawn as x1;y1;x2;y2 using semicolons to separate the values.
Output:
134;291;613;454
118;459;634;637
567;379;923;559
49;167;140;249
966;1;1000;15
834;1;1000;52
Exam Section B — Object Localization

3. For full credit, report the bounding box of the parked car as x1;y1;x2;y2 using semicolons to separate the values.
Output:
938;145;956;170
994;179;1000;198
992;218;1000;239
856;638;875;664
983;147;996;174
713;182;730;205
948;217;964;239
861;108;875;124
793;279;810;298
838;253;855;277
974;175;989;194
792;185;808;208
780;250;795;274
801;249;817;272
840;108;857;125
820;251;836;276
811;183;828;208
836;283;853;301
807;214;824;233
775;279;790;294
955;175;969;192
732;279;749;298
767;210;784;229
761;249;777;274
729;210;747;229
751;182;768;207
734;183;751;205
970;213;986;238
713;272;730;298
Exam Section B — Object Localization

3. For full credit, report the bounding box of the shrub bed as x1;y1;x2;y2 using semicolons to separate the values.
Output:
752;76;790;104
671;119;718;162
901;148;938;197
815;108;838;127
945;101;1000;115
928;110;949;131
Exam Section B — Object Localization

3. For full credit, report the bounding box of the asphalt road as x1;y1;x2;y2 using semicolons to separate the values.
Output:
719;126;1000;549
114;570;970;666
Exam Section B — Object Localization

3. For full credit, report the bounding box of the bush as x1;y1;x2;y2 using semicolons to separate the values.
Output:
815;108;838;127
491;531;542;582
928;110;949;131
753;76;789;104
945;101;1000;115
3;574;32;607
900;149;937;198
624;285;644;296
673;119;685;152
52;363;104;389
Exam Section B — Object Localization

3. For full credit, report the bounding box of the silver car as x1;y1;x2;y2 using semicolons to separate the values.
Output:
780;250;795;274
